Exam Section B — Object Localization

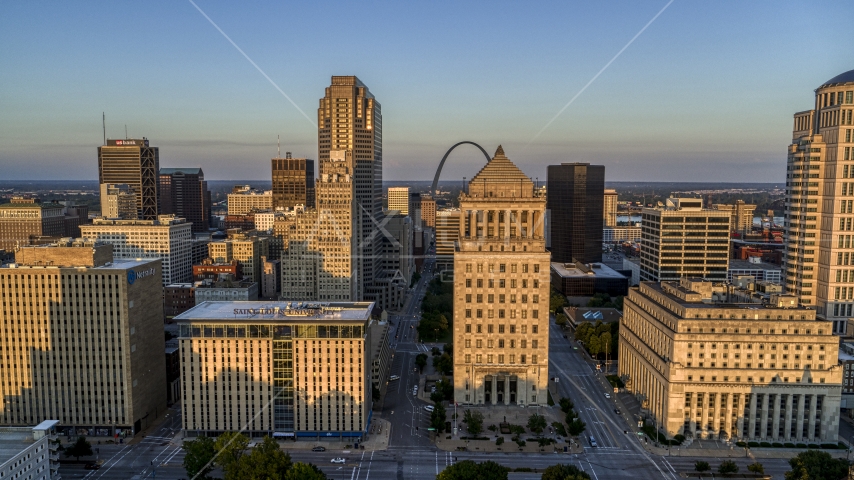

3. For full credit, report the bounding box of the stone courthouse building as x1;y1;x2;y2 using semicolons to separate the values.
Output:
453;146;550;406
619;278;842;442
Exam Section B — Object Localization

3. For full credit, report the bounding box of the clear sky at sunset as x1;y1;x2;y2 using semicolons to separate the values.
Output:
1;1;852;182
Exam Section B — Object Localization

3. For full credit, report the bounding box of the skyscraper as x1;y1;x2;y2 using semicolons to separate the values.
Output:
453;146;550;406
272;153;315;210
784;69;854;334
318;76;382;303
159;167;211;233
546;163;605;264
603;189;618;227
98;138;160;220
387;187;409;214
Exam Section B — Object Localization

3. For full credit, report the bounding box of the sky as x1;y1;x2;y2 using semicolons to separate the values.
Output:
1;1;853;183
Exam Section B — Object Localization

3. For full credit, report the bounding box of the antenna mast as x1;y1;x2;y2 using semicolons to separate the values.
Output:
102;112;106;145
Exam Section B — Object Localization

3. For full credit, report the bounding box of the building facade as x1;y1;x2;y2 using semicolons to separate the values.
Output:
0;242;166;434
604;189;618;227
546;163;605;264
80;216;193;285
619;279;842;442
100;183;138;219
0;421;60;480
603;225;642;243
177;301;373;440
639;198;731;283
0;198;65;251
272;153;315;210
436;209;461;272
193;278;259;303
98;138;160;220
387;187;409;215
208;236;267;284
227;187;273;215
453;146;550;406
783;69;854;334
713;200;756;236
159;167;211;233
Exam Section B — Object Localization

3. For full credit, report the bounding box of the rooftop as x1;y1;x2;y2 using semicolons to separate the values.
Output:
729;259;783;271
820;69;854;88
551;261;627;279
160;167;203;175
563;306;622;324
175;301;374;323
3;257;157;271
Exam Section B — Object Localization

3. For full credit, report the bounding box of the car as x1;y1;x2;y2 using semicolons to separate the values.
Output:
588;436;598;447
312;446;326;452
604;393;611;398
84;463;101;470
614;408;621;414
331;457;346;464
430;386;437;393
389;375;400;381
424;405;435;412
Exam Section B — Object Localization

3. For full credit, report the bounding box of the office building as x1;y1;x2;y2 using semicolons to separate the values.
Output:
0;420;60;480
603;225;642;243
319;76;383;305
193;276;259;303
0;198;65;251
98;138;160;220
100;183;138;219
713;200;756;236
453;146;550;406
436;209;461;271
1;241;166;434
227;186;273;215
261;256;280;299
177;301;373;440
784;69;854;333
272;153;315;210
370;322;392;395
164;283;196;317
208;235;267;284
639;198;730;283
546;163;605;264
619;278;842;442
421;195;436;228
551;261;629;297
387;187;409;215
194;258;242;281
381;213;415;286
159;167;212;233
80;216;193;284
728;258;783;284
604;189;618;227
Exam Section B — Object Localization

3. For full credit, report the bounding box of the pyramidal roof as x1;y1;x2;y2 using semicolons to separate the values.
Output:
470;145;531;184
467;146;535;198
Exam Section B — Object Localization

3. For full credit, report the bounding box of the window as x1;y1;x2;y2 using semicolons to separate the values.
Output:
465;324;471;333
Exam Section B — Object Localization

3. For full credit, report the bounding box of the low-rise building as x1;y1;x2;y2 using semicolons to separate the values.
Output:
563;306;622;330
193;276;259;303
551;261;629;297
164;283;196;317
0;420;60;480
194;258;242;281
261;256;280;299
227;186;273;215
727;258;783;284
619;278;842;442
603;225;641;243
176;301;374;440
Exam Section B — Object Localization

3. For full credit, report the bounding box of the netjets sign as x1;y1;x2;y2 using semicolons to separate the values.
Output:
127;268;156;285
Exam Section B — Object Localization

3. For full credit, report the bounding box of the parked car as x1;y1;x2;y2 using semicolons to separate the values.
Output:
331;458;346;464
604;393;611;398
424;405;435;412
312;446;326;452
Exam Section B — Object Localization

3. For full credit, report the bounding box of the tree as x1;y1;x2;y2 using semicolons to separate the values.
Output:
436;460;509;480
541;463;592;480
694;461;710;473
555;314;568;328
747;462;764;474
415;353;428;373
213;431;249;477
567;418;586;436
285;462;328;480
599;332;612;356
785;450;849;480
718;460;738;474
586;335;601;356
431;404;447;432
527;414;547;436
463;410;484;436
182;436;216;480
225;436;292;480
550;288;568;314
433;353;453;376
437;377;454;401
64;436;93;462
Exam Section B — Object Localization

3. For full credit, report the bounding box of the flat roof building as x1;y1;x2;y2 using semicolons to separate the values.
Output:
619;278;842;443
98;138;160;220
0;420;60;480
176;301;374;440
387;187;409;215
0;198;65;252
272;153;315;210
551;261;629;297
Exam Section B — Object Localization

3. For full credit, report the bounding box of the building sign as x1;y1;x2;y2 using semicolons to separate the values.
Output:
109;139;150;147
127;267;156;285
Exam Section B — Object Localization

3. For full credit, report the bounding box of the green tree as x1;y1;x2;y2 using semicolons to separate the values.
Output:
182;436;216;480
436;460;509;480
747;462;764;474
285;462;328;480
415;353;428;373
527;414;547;436
213;431;249;477
555;314;569;328
437;377;454;401
567;418;586;436
463;410;484;436
431;404;447;432
541;463;592;480
64;436;93;462
586;335;601;356
226;436;292;480
433;353;453;376
718;460;738;474
785;450;849;480
558;397;574;413
550;288;568;314
694;461;710;473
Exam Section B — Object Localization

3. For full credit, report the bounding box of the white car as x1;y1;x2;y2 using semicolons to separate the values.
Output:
389;375;400;381
604;393;611;398
424;405;435;412
331;458;346;464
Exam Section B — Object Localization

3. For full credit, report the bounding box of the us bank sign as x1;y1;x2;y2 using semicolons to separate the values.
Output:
127;267;156;285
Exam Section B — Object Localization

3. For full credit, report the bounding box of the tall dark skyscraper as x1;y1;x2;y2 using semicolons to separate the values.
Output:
318;76;382;301
272;153;315;209
547;163;605;264
98;138;160;220
159;167;212;233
